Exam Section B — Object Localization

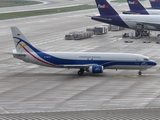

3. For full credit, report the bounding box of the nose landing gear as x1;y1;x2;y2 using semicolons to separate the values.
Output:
138;71;142;76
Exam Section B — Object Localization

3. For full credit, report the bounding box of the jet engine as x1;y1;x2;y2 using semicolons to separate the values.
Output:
88;65;103;73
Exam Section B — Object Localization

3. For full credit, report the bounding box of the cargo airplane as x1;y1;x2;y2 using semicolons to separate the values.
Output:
11;27;156;75
123;0;160;14
91;0;160;37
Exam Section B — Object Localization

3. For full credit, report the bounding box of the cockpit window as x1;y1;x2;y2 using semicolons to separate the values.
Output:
144;58;149;61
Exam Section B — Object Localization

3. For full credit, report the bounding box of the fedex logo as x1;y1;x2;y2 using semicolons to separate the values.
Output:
128;1;138;4
98;4;109;8
150;0;158;2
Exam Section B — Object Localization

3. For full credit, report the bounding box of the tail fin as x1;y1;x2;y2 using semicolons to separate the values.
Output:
149;0;160;9
11;27;38;53
127;0;149;14
95;0;118;16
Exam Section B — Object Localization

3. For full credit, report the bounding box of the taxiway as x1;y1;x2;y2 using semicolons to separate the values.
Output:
0;0;160;116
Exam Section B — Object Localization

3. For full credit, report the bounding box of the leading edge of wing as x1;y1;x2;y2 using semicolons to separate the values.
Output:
126;20;160;26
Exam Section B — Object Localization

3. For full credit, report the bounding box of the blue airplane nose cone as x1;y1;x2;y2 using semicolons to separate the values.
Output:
147;60;157;66
153;61;157;66
150;61;157;66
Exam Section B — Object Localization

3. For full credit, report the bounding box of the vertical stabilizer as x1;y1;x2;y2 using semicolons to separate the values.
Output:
149;0;160;9
11;27;37;53
127;0;149;14
95;0;118;16
92;0;129;28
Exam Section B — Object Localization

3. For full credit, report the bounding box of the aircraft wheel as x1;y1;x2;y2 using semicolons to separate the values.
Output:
138;71;142;76
78;69;84;75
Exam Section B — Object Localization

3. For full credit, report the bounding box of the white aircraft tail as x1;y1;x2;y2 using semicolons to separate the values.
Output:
11;27;36;53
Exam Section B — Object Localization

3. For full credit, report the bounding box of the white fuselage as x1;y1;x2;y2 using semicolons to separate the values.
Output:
147;9;160;15
13;51;156;70
119;14;160;30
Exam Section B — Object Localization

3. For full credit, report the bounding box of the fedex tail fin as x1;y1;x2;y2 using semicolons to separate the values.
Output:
149;0;160;9
11;27;39;53
127;0;149;14
95;0;118;16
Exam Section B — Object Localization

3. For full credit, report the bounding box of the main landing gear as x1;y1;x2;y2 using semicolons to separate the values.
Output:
78;68;84;75
135;23;150;38
135;23;144;38
138;71;142;76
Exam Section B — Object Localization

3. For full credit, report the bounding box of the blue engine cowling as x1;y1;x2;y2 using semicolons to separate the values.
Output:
89;65;103;73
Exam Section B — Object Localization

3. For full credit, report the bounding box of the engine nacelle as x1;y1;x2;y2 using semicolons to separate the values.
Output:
88;65;103;73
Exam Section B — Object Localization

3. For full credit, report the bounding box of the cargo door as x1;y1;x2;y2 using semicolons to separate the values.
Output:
135;57;140;65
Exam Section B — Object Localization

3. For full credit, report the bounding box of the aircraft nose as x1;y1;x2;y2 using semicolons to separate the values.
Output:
153;61;157;66
149;60;157;66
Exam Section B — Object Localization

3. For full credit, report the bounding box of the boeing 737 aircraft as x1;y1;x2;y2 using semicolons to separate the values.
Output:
11;27;156;75
148;0;160;9
92;0;160;37
123;0;160;14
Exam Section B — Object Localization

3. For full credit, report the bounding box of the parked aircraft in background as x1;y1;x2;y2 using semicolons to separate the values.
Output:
123;0;160;14
148;0;160;9
11;27;156;75
91;0;160;37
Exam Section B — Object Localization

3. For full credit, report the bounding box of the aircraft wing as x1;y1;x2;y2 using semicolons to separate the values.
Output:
137;21;160;26
126;20;160;28
63;64;98;68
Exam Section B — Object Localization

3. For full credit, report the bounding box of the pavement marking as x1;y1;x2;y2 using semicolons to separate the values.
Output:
0;107;9;114
113;76;139;78
128;76;139;78
113;76;125;78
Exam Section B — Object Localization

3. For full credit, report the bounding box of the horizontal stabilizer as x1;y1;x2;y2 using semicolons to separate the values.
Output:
123;11;140;14
12;49;26;56
91;16;112;21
